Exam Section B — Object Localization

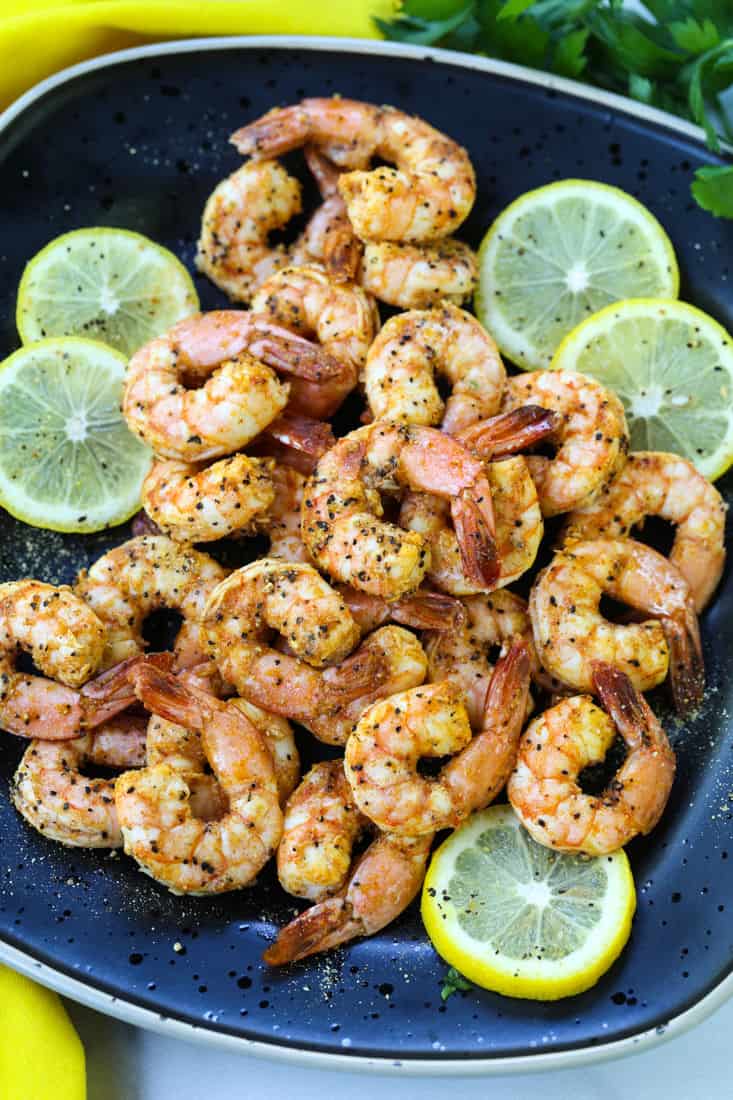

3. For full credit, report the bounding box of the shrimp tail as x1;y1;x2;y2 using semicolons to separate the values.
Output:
264;896;361;965
391;590;465;632
322;644;389;705
662;612;705;715
265;412;335;459
251;329;344;382
483;639;531;726
304;144;340;198
592;661;653;736
129;663;215;729
323;223;363;283
458;405;561;458
451;489;500;588
231;107;311;158
80;652;173;726
131;510;162;537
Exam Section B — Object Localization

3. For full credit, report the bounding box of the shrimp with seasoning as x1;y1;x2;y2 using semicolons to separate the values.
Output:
360;240;477;310
116;666;283;895
508;662;676;856
529;537;704;713
12;714;147;848
232;98;476;242
202;560;387;725
265;645;528;964
0;580;112;740
363;304;505;434
345;641;530;834
276;760;369;901
304;625;428;746
301;422;498;600
123;310;341;461
141;453;276;544
499;370;629;516
196;160;302;302
561;451;726;612
250;264;379;419
424;589;554;728
76;536;227;670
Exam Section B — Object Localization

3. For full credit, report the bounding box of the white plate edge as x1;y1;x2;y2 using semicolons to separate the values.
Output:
0;33;730;1076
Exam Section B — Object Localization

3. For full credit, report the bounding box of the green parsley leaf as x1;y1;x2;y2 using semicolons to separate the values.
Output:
554;28;589;77
497;0;535;21
440;966;473;1000
629;72;655;103
691;164;733;217
375;5;474;45
670;16;720;54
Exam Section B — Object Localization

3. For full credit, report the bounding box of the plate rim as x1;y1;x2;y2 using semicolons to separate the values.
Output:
0;33;730;1076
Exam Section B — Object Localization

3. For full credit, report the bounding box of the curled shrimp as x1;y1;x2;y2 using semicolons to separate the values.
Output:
12;714;147;848
289;146;364;282
561;451;726;612
141;453;276;544
498;370;629;516
301;422;498;600
196;159;302;302
264;831;432;965
232;98;476;242
123;310;341;461
276;759;368;901
145;663;300;806
250;264;379;418
76;536;227;670
364;304;505;433
401;456;543;595
529;537;704;713
304;625;428;746
359;240;477;310
116;665;282;894
202;561;387;725
424;589;554;728
508;662;676;855
345;641;530;835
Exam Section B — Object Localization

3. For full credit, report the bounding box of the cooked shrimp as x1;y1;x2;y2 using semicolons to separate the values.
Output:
400;456;543;595
144;663;300;806
264;832;432;965
364;304;505;433
203;561;387;725
499;370;629;516
116;666;282;894
424;589;550;728
123;310;341;462
250;264;379;418
290;146;363;282
76;536;227;670
359;240;477;310
304;625;428;746
258;465;311;563
561;451;726;612
508;663;676;855
339;586;463;635
529;537;704;713
345;641;530;834
12;714;147;848
277;760;369;901
141;454;276;544
232;98;476;242
196;160;301;302
302;422;498;600
0;581;104;739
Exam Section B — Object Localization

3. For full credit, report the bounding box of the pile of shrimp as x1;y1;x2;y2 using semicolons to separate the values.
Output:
1;96;726;971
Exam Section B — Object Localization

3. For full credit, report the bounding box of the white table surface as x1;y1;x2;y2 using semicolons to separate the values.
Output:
66;992;733;1098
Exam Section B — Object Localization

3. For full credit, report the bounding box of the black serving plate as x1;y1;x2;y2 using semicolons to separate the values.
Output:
1;37;733;1072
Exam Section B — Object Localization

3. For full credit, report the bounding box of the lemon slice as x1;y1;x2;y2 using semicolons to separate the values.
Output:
552;298;733;480
17;228;199;357
475;180;679;370
421;805;635;1001
0;338;152;532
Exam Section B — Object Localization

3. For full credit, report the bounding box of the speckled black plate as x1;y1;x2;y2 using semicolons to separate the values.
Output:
1;37;733;1074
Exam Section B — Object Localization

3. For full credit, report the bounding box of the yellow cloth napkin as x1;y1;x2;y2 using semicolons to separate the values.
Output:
0;964;86;1099
1;0;395;109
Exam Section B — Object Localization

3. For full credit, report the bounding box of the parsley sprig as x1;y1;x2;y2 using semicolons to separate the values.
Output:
376;0;733;217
